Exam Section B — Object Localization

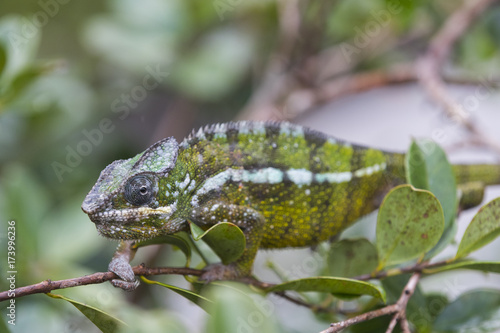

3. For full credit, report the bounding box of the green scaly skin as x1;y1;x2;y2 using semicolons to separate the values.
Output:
81;121;500;289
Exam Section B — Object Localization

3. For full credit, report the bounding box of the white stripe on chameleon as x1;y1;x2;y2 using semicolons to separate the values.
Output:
286;169;313;186
354;162;386;177
191;162;387;206
232;167;284;184
315;171;352;184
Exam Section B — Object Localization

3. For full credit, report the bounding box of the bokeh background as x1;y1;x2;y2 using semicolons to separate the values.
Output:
2;0;500;332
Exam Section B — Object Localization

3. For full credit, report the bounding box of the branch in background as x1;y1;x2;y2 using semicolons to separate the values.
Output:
321;273;421;333
242;61;499;121
236;0;301;121
417;0;500;155
237;0;500;160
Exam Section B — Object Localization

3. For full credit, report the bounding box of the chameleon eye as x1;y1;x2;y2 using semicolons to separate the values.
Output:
124;175;155;206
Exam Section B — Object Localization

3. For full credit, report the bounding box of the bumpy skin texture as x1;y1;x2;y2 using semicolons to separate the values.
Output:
82;121;444;286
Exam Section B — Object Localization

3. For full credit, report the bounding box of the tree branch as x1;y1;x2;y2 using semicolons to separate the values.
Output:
321;273;421;333
0;265;203;302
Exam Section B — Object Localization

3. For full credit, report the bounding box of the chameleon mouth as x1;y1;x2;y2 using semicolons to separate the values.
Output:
85;206;176;224
96;223;162;240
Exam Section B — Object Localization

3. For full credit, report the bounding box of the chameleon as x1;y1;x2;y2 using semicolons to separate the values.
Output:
81;121;500;290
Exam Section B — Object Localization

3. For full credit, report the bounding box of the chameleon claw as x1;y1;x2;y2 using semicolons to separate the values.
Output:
110;278;140;291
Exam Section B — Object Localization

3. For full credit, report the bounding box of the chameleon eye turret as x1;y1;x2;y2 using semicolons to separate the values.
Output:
124;174;157;206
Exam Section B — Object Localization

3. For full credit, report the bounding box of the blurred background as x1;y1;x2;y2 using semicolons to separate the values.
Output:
1;0;500;332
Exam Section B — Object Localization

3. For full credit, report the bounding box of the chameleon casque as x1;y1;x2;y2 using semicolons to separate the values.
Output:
81;121;500;289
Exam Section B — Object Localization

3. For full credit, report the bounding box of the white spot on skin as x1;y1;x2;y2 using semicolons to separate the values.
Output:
214;132;227;139
238;123;250;135
176;173;191;191
252;123;266;135
327;137;337;145
279;124;291;136
196;127;206;140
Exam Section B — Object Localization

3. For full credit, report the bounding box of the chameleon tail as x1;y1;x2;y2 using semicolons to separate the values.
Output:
385;151;500;187
453;164;500;186
453;164;500;209
384;153;500;208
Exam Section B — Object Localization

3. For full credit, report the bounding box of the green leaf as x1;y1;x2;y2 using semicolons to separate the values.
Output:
133;234;191;266
406;139;458;259
376;185;444;268
2;65;47;103
267;277;386;302
405;140;429;189
140;276;212;311
327;238;378;278
425;293;449;321
171;29;254;101
434;289;500;332
189;221;246;265
204;282;279;333
423;260;500;274
46;293;126;333
0;314;11;333
0;42;7;78
456;197;500;258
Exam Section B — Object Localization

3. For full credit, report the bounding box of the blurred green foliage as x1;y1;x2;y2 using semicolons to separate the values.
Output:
1;0;500;332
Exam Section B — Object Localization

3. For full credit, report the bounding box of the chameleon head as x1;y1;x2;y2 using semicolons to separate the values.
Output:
81;137;180;240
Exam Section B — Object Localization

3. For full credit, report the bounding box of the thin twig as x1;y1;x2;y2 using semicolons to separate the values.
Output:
352;259;449;281
321;273;421;333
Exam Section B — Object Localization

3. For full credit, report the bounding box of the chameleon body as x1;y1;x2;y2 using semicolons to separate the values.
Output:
81;121;500;287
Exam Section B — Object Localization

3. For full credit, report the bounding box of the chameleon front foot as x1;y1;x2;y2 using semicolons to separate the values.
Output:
108;255;139;291
108;240;139;291
200;263;249;282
